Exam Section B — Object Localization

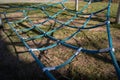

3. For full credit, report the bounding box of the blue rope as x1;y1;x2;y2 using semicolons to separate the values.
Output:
106;0;120;79
7;21;56;80
4;11;56;80
43;47;83;71
4;0;108;54
3;0;120;80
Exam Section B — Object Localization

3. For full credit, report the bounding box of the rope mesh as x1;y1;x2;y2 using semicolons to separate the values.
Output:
0;0;120;80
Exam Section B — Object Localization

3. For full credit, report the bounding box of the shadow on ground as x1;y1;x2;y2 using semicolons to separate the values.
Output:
0;28;49;80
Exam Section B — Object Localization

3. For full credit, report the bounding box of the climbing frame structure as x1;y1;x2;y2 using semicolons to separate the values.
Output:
0;0;120;80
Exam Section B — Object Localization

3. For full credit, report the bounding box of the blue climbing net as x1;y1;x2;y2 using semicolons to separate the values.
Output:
0;0;120;80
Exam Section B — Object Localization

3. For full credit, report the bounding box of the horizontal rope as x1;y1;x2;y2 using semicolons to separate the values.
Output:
43;47;83;71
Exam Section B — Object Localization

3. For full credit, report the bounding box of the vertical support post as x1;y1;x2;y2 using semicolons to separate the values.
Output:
75;0;79;11
0;14;3;28
116;1;120;24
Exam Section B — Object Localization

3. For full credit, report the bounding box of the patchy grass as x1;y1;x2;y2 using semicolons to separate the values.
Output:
0;1;119;80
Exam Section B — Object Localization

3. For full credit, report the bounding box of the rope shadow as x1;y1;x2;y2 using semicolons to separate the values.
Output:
73;31;114;65
0;28;50;80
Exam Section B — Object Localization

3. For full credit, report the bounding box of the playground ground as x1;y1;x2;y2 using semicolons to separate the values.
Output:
0;1;120;80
